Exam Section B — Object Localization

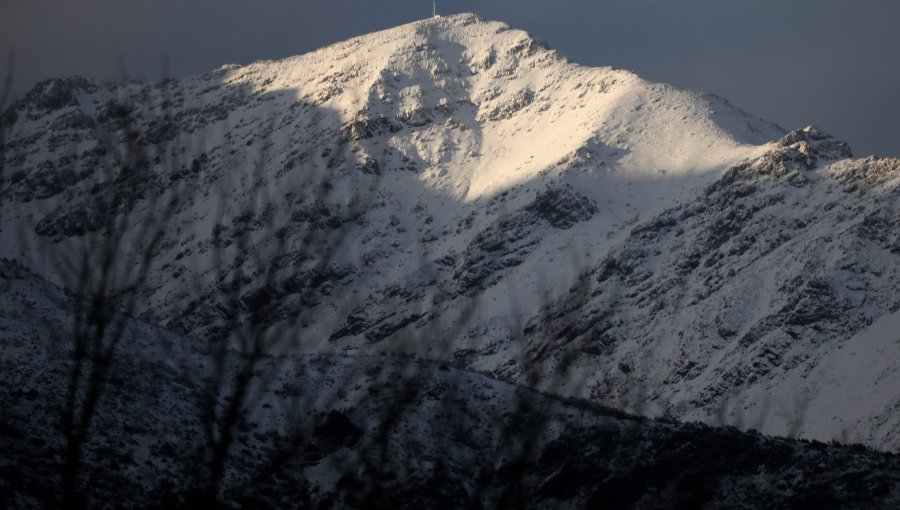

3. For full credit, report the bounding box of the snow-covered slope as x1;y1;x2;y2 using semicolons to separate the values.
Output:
3;259;900;508
523;128;900;447
0;13;781;324
3;13;900;449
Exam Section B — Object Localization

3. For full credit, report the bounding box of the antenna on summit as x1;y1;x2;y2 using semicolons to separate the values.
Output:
433;1;438;18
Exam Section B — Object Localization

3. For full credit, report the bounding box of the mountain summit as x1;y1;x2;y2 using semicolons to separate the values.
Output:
217;12;783;199
3;13;900;449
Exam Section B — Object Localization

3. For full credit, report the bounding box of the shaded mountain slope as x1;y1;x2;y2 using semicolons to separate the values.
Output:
2;260;900;508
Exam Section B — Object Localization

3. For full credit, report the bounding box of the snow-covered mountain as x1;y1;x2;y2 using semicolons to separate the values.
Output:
3;13;900;449
3;259;900;508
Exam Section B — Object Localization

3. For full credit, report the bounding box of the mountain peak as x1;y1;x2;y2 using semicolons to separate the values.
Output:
6;10;900;455
420;11;485;24
191;13;781;204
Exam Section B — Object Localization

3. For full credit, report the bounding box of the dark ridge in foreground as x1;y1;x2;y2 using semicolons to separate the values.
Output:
1;259;899;509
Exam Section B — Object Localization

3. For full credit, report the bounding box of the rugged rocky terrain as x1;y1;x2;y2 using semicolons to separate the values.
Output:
3;13;900;454
3;259;900;509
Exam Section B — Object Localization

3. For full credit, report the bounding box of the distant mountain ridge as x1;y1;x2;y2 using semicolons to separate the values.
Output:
3;13;900;450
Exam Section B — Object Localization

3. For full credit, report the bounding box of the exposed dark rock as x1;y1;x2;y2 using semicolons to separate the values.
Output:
481;89;534;121
0;105;17;129
454;213;541;293
341;115;402;141
364;311;429;344
843;156;900;186
308;410;364;458
33;164;161;240
527;185;597;229
26;79;80;111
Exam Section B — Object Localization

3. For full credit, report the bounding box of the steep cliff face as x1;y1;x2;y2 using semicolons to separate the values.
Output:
3;13;900;449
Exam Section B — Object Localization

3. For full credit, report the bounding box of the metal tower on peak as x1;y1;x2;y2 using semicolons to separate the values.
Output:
433;1;438;18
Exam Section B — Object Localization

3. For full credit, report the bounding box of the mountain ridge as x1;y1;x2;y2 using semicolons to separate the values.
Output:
3;257;900;508
3;13;900;451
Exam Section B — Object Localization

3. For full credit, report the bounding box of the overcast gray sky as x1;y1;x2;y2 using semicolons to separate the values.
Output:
3;0;899;156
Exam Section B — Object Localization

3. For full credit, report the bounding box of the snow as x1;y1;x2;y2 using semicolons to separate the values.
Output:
6;12;900;453
780;309;900;445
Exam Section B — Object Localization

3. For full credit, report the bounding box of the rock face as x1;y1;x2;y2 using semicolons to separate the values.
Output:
3;260;900;509
3;14;900;450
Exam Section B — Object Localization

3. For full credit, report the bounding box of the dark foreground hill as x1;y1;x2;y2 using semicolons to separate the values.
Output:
2;259;899;509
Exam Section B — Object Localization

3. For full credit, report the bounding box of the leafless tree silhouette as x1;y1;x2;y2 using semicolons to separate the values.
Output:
0;48;14;217
41;63;198;508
